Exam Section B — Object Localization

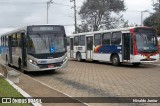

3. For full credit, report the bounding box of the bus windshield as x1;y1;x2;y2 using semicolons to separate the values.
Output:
135;29;158;53
27;33;65;54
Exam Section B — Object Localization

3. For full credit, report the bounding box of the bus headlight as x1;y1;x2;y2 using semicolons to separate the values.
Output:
63;57;68;63
28;59;37;65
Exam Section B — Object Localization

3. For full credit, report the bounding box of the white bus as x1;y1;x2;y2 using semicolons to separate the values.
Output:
67;26;159;66
1;25;68;72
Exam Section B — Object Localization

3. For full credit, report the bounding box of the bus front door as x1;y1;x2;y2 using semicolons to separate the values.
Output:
21;33;27;68
122;33;131;60
86;36;93;59
8;36;13;64
70;38;74;58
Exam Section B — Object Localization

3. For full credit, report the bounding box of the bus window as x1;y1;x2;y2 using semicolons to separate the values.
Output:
1;37;2;46
12;34;18;47
6;36;8;46
94;33;101;46
4;36;6;46
1;37;3;46
111;32;121;45
66;37;70;46
26;35;35;53
102;33;111;45
74;36;79;46
2;37;4;46
79;35;85;46
17;33;21;47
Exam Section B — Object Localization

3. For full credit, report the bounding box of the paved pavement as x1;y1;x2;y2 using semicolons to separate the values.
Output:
28;59;160;106
1;56;160;106
0;59;87;106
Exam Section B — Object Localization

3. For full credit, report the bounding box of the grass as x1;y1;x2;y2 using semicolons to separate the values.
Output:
0;77;31;106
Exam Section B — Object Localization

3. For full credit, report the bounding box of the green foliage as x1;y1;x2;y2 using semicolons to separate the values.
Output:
0;78;31;106
0;78;22;97
143;0;160;34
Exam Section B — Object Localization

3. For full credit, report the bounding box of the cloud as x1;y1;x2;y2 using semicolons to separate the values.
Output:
0;0;153;35
23;13;46;25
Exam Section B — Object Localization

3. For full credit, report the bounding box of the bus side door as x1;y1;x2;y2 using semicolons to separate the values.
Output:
8;36;13;64
86;36;93;59
122;33;131;60
70;38;74;58
21;32;27;68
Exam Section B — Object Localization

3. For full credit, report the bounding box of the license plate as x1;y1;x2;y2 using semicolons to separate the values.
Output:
48;65;54;68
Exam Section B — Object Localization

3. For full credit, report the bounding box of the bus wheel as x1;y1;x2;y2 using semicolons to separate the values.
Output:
133;63;141;66
111;54;120;66
76;53;82;62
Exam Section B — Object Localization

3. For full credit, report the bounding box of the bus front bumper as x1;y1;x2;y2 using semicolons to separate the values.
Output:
26;59;68;72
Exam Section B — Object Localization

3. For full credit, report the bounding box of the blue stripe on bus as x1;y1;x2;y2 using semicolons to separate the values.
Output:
98;45;122;53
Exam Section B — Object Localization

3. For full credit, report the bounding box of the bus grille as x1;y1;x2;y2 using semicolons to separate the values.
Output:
38;62;63;69
29;52;66;59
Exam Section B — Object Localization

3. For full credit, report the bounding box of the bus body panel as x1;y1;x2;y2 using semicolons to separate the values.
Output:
131;54;159;63
1;25;68;72
92;53;111;61
67;26;159;65
27;54;68;71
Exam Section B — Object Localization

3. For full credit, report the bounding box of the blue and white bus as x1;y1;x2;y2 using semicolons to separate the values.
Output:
1;25;68;72
67;26;159;66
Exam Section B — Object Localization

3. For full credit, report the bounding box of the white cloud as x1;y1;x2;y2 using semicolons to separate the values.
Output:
0;0;155;35
123;0;153;25
23;13;46;25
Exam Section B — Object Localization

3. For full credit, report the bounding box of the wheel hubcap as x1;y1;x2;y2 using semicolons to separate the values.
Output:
113;57;117;64
78;55;80;61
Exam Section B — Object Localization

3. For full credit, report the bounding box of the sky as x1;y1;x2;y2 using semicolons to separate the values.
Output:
0;0;154;35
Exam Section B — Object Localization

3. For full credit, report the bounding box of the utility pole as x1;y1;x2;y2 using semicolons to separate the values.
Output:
70;0;77;33
141;10;149;26
47;0;53;24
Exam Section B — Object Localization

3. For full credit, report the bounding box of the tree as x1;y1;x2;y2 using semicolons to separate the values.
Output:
77;23;90;33
144;0;160;34
78;0;126;31
143;14;155;27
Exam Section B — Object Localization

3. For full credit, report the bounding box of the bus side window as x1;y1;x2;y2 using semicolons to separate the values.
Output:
94;33;101;46
1;37;2;46
17;33;21;47
66;37;70;46
111;32;121;45
102;33;111;45
2;37;4;46
4;36;8;46
6;36;8;46
74;36;79;46
12;34;18;47
79;35;85;46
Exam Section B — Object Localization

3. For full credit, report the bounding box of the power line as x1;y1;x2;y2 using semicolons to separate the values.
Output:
0;24;77;27
53;2;72;7
0;1;72;7
0;1;41;5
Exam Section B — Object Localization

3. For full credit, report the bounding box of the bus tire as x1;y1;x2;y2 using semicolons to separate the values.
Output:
76;53;82;62
111;54;120;66
133;63;141;66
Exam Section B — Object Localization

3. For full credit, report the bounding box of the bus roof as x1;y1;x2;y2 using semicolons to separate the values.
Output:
68;26;153;37
0;24;64;36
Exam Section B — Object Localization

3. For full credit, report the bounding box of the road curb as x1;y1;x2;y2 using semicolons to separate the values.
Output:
0;73;42;106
